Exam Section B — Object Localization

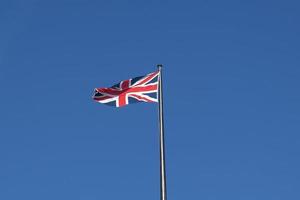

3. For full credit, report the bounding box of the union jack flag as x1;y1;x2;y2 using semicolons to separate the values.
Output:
93;71;159;107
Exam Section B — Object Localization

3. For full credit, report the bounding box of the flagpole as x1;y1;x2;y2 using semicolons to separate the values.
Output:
157;64;167;200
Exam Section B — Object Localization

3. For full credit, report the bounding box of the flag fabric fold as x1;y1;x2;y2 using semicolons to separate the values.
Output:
93;71;159;107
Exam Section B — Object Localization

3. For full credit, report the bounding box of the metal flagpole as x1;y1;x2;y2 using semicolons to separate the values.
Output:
157;64;167;200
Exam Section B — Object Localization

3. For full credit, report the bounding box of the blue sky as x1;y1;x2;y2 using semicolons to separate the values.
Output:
0;0;299;199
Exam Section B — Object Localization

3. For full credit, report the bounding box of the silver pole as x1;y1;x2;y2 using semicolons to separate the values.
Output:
157;64;167;200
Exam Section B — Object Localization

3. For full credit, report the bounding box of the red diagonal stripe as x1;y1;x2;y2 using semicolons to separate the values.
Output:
136;71;159;86
130;94;155;103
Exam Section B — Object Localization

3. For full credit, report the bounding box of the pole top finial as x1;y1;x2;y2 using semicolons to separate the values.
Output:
157;64;163;69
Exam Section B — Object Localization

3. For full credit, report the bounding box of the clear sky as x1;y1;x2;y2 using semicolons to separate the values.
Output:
0;0;299;199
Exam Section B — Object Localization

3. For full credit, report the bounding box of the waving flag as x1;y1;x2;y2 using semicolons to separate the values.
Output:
93;71;159;107
92;65;168;200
